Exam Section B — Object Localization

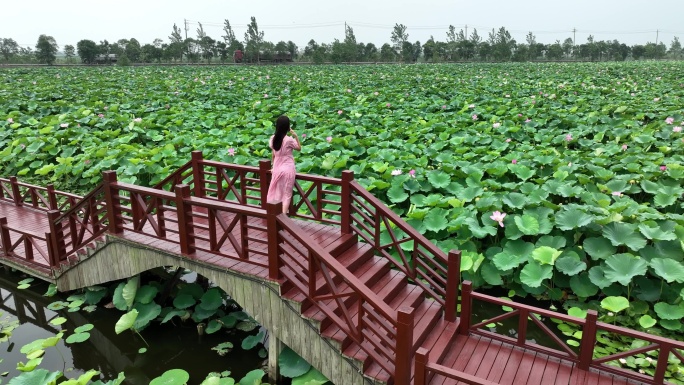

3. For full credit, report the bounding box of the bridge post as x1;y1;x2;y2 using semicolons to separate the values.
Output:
191;151;205;198
9;176;21;206
414;347;429;385
459;281;472;335
340;171;354;234
259;160;271;209
395;306;415;385
267;201;283;280
445;250;461;322
578;310;598;370
267;334;284;383
47;210;65;267
46;184;58;210
0;218;10;256
175;185;196;255
103;171;123;234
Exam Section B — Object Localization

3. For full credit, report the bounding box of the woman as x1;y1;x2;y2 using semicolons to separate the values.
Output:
266;115;301;214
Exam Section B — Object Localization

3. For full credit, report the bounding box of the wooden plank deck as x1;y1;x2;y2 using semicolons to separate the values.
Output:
431;334;646;385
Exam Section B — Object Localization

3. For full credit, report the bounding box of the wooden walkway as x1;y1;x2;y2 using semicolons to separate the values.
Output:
1;152;681;385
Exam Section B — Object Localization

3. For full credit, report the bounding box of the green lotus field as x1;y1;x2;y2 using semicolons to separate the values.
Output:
2;62;684;345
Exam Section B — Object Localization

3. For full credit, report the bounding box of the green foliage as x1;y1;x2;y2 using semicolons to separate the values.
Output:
238;369;264;385
150;369;190;385
279;347;311;378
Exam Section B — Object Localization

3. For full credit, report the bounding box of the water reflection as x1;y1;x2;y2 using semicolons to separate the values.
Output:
0;270;266;384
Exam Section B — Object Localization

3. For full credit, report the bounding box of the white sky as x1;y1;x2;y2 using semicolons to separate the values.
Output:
3;0;682;50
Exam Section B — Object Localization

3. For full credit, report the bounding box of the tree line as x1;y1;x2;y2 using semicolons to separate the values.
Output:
1;17;681;65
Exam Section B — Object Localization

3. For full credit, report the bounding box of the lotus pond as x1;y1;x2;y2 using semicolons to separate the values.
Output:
1;62;684;368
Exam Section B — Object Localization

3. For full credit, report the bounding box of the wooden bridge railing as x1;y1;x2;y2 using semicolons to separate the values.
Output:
0;176;81;212
269;201;414;385
457;281;684;385
104;171;270;265
0;217;52;266
156;152;460;321
47;184;108;265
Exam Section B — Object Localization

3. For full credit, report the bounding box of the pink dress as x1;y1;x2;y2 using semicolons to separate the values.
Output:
266;135;297;211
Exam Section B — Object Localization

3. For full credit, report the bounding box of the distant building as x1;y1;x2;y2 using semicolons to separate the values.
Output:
93;54;118;64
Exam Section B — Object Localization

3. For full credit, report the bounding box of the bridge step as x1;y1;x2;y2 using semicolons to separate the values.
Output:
324;232;358;258
418;319;460;384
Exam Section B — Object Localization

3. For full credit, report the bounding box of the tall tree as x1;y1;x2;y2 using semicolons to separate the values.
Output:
63;44;75;63
35;34;58;65
343;25;357;62
0;38;20;61
169;23;184;61
670;37;682;59
244;16;264;62
390;23;408;56
286;41;298;60
76;39;98;63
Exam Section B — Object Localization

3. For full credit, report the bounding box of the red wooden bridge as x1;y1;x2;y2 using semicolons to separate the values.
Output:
1;152;682;385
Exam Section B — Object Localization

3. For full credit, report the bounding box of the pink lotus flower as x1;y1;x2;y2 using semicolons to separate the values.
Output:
408;169;416;178
442;105;447;109
386;103;391;107
622;144;628;151
338;110;343;115
302;134;306;138
228;148;235;156
660;165;667;171
674;126;682;133
6;118;13;123
60;123;68;128
525;119;531;123
490;211;506;227
326;136;332;143
374;92;379;96
347;89;352;93
565;134;573;141
98;114;104;118
134;118;142;123
391;169;402;176
611;191;623;197
264;94;268;98
104;106;109;110
666;117;674;124
631;93;635;96
517;114;522;117
266;75;270;79
472;114;478;121
84;159;91;165
654;97;660;102
493;123;501;128
511;159;517;164
506;138;511;143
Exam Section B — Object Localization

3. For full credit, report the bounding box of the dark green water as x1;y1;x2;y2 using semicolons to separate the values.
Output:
0;269;267;385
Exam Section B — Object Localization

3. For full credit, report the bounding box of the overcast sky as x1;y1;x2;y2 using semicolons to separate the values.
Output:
3;0;682;50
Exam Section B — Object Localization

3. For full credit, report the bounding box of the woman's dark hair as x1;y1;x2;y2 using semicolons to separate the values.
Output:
272;115;290;151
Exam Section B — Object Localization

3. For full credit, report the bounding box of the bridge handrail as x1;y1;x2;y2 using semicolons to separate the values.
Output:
187;152;459;320
348;180;460;319
106;172;271;263
0;217;52;264
48;184;108;265
0;176;81;212
460;281;684;385
271;204;413;381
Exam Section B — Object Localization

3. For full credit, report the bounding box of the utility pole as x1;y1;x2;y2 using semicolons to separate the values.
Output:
345;21;347;35
465;25;468;38
656;29;659;45
573;28;576;46
184;19;188;40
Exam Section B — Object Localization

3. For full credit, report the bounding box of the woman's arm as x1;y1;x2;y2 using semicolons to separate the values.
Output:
290;130;302;151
